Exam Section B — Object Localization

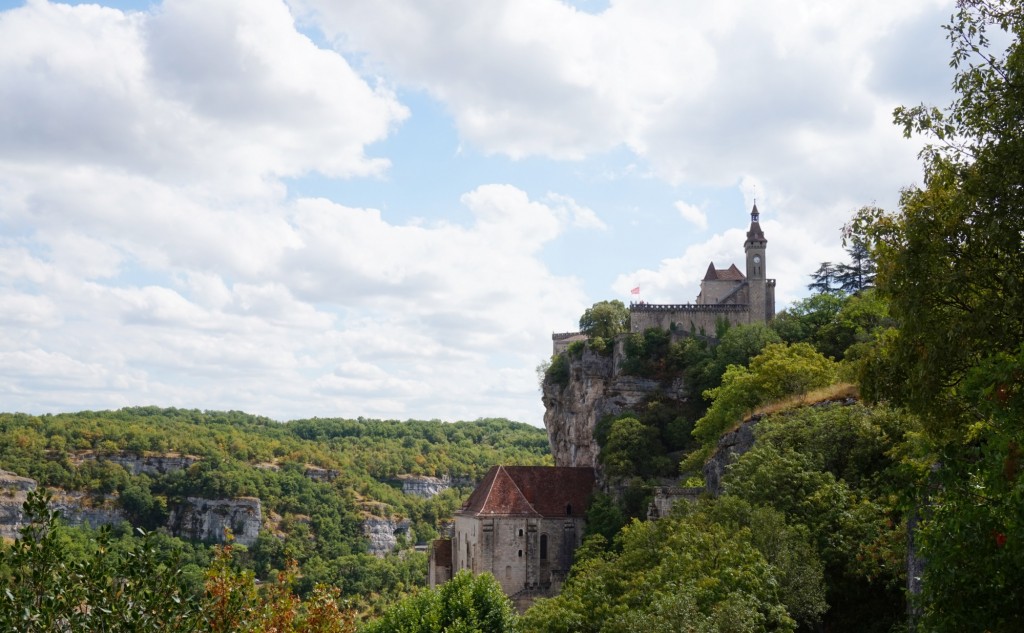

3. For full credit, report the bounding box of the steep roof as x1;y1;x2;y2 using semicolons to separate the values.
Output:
746;203;766;241
702;262;746;282
458;466;595;518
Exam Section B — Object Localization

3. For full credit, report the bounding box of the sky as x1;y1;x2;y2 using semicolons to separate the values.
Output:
0;0;959;425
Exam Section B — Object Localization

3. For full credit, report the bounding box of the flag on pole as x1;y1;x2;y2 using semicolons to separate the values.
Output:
630;286;640;295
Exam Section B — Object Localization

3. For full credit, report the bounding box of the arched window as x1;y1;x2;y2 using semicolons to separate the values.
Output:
540;534;548;560
565;503;573;516
518;528;523;537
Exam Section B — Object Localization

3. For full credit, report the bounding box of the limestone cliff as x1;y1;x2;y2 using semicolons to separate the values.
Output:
0;469;37;540
542;346;689;468
167;497;262;546
362;516;412;556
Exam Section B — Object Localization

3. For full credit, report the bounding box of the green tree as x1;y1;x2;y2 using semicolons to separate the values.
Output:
362;571;519;633
848;3;1024;628
522;501;797;633
599;417;668;478
807;262;840;294
691;343;839;449
578;300;630;340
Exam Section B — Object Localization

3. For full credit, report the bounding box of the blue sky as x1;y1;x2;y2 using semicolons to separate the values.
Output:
0;0;959;424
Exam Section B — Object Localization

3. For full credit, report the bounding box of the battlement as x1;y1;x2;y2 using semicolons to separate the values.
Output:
630;302;749;313
552;331;584;341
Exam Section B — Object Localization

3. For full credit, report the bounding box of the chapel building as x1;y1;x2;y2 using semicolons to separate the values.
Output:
428;465;596;610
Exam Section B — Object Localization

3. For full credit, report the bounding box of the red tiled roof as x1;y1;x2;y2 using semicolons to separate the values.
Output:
458;466;596;518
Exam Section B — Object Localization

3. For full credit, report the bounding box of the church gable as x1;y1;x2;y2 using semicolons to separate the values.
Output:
457;466;595;519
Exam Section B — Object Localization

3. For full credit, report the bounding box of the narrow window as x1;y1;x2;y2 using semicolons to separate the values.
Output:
565;503;573;516
518;528;524;537
518;549;523;558
540;534;548;560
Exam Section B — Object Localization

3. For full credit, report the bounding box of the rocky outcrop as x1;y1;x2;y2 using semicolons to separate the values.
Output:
49;490;126;529
304;465;339;482
69;452;200;476
167;497;262;546
363;516;411;556
542;346;689;467
387;475;473;498
0;469;38;540
702;414;760;496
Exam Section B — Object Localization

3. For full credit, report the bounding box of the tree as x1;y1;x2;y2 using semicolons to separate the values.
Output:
807;262;840;294
835;230;877;294
850;1;1024;629
691;343;839;449
362;571;519;633
578;300;629;339
521;500;799;633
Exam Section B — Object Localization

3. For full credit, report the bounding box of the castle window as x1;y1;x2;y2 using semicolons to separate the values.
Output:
518;549;523;558
565;504;573;516
518;528;523;537
540;534;548;560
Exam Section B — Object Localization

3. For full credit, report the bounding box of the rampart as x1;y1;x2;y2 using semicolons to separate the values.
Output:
629;302;752;334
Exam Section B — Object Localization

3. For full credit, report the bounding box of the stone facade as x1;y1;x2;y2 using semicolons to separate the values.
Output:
430;466;596;609
630;205;775;333
552;205;776;355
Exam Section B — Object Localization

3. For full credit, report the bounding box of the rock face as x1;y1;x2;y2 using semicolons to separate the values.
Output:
398;475;450;498
304;465;339;482
167;497;262;546
362;516;411;556
49;491;127;529
70;452;200;476
702;414;761;496
542;345;689;467
0;469;38;540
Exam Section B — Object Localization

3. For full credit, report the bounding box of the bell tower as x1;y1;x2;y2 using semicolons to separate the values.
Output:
744;204;769;322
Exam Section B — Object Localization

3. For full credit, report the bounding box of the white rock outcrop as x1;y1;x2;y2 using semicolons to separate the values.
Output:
362;516;411;556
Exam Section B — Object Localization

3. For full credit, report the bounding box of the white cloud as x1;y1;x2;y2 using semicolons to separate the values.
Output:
674;201;708;230
295;0;951;232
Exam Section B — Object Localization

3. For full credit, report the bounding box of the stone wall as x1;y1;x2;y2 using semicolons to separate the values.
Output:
451;514;584;604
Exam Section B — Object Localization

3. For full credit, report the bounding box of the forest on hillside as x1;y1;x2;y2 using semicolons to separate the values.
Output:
0;409;550;625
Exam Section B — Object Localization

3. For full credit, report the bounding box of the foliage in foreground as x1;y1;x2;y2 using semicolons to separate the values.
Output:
360;570;519;633
523;499;805;633
848;1;1024;629
0;488;356;633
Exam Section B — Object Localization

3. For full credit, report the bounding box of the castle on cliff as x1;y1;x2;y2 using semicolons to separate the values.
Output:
554;204;776;353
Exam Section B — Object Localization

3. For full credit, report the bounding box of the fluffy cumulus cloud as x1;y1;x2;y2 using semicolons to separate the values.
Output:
0;0;591;423
294;0;952;234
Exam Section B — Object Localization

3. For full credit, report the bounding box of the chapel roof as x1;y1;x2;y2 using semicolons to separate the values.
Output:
458;466;596;518
702;262;746;282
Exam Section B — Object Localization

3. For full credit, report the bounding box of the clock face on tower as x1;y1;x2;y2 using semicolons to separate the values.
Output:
753;255;761;264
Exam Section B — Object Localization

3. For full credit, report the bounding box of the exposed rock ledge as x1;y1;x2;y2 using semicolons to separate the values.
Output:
542;345;689;467
168;497;262;546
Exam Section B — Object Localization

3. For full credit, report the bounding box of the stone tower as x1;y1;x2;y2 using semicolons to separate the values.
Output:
744;204;769;323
